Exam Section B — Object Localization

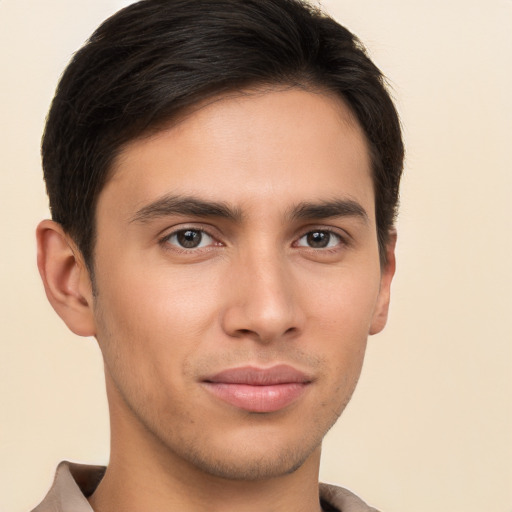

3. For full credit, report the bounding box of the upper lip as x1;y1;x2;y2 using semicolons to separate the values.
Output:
203;365;312;386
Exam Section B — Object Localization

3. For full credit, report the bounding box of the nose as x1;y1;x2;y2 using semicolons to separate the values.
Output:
221;250;304;344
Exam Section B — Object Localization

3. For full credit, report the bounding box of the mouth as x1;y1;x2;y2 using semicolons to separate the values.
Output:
201;365;312;413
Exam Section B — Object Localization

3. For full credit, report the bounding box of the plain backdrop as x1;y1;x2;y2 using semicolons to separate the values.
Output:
1;1;511;511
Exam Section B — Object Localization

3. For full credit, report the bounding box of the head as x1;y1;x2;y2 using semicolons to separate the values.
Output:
41;0;403;275
37;0;403;483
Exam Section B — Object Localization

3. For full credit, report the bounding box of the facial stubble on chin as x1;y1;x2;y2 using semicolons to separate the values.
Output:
93;290;365;481
170;382;357;481
113;369;359;482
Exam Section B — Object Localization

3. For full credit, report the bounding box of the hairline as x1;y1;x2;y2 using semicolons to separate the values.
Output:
80;81;389;286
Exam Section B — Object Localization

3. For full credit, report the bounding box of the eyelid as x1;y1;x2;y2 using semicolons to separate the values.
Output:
156;223;351;252
294;225;351;246
295;230;341;248
158;224;223;250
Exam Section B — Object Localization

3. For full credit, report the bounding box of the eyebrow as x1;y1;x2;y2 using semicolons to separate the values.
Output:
130;194;242;223
289;199;369;224
130;194;368;225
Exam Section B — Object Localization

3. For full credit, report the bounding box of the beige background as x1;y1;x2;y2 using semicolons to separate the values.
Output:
1;0;511;511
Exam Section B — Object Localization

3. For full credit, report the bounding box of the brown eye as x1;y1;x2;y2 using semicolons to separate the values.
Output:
166;229;213;249
297;230;342;249
177;230;202;248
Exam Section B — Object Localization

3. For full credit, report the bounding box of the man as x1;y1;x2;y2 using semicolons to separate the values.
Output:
34;0;403;511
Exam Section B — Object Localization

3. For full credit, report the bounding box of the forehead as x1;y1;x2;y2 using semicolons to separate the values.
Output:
100;87;374;221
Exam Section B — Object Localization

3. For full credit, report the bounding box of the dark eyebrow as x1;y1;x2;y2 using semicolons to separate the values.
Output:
289;199;369;224
130;194;242;223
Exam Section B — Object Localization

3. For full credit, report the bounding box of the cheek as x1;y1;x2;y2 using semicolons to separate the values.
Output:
92;272;217;430
303;262;382;337
92;261;224;380
299;262;380;390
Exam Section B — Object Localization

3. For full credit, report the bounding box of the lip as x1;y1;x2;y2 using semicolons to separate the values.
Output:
202;365;312;413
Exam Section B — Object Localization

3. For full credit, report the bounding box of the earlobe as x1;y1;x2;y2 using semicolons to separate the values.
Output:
36;220;96;337
369;231;397;335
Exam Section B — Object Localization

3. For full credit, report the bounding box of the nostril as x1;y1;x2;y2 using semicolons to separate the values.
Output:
232;326;297;342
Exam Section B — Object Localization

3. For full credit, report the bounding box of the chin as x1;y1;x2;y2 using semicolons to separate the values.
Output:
156;412;337;482
180;440;318;481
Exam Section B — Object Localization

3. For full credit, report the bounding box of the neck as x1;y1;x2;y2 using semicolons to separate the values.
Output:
89;374;324;512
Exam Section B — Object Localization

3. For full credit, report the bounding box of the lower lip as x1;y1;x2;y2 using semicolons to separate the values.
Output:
202;382;309;413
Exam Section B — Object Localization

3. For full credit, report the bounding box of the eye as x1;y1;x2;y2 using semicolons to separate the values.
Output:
296;230;343;249
164;229;215;249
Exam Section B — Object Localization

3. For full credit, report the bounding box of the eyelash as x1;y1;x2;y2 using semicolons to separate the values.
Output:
294;229;347;252
159;226;220;254
159;226;349;253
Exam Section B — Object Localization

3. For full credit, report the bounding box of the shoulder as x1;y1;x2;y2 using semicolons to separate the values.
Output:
31;461;105;512
320;483;382;512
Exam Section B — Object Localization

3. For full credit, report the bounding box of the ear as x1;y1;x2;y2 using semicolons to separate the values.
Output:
369;231;397;335
36;220;96;337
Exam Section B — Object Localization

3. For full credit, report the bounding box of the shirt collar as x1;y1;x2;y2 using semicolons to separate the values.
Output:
32;461;378;512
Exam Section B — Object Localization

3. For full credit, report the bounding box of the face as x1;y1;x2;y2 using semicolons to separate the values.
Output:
91;88;394;480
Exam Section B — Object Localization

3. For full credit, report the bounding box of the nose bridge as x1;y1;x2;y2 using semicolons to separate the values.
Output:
222;242;302;342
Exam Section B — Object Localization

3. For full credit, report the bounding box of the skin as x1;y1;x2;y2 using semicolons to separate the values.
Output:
37;88;395;512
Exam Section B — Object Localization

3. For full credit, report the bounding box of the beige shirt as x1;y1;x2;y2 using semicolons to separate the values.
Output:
31;461;380;512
